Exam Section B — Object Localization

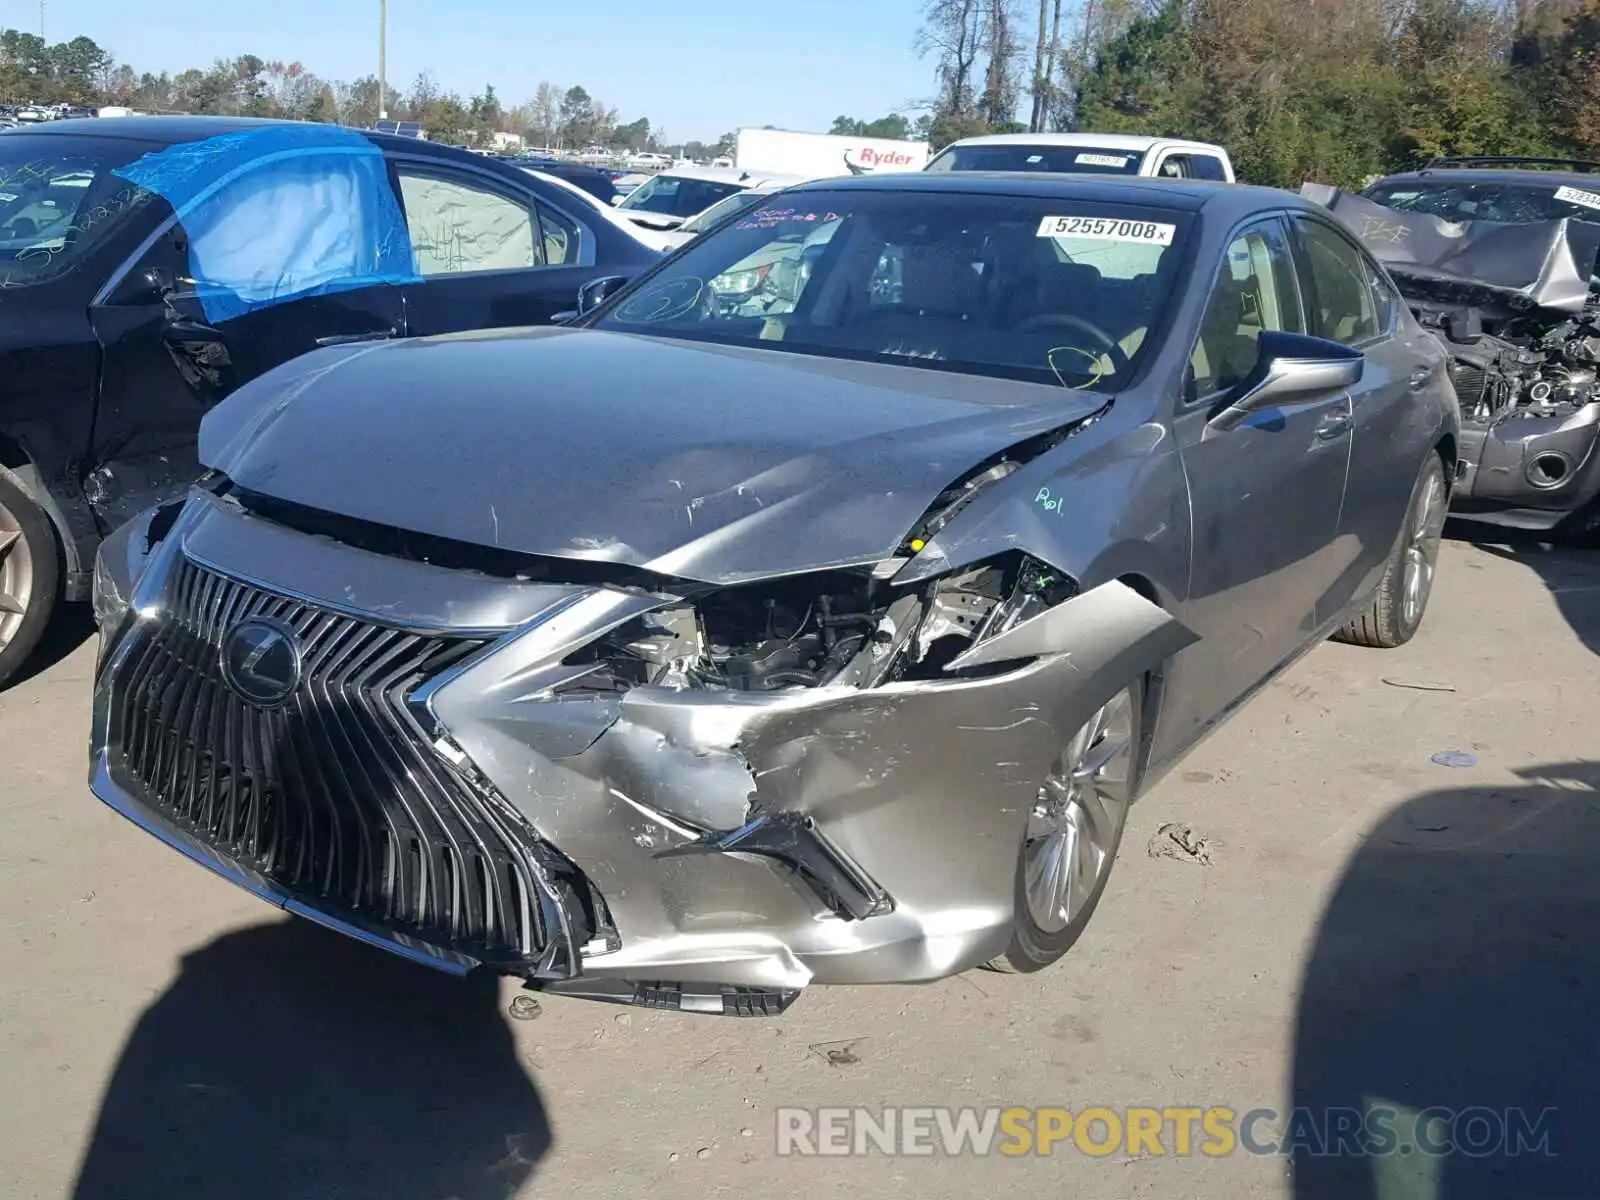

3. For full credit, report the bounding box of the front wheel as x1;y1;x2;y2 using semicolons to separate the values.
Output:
0;470;60;690
990;681;1143;974
1332;453;1447;649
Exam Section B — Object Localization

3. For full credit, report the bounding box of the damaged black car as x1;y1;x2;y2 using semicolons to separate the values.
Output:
1308;156;1600;534
89;175;1457;1015
0;117;657;687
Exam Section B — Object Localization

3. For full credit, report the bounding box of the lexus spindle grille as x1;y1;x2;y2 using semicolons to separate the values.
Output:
108;556;552;967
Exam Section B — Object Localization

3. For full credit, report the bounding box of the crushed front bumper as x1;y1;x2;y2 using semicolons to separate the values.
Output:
1452;402;1600;529
89;490;1191;1010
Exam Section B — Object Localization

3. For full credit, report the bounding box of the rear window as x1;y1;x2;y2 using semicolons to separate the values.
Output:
620;174;746;218
1363;179;1600;225
925;144;1146;176
0;135;157;285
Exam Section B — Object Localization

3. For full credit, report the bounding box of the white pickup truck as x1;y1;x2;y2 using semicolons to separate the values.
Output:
926;132;1236;182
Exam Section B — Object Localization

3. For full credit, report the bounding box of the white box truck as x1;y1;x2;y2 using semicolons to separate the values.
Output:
732;127;930;180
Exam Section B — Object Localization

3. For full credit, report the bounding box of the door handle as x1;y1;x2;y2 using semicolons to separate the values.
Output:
315;327;398;347
1409;365;1434;391
1314;411;1351;441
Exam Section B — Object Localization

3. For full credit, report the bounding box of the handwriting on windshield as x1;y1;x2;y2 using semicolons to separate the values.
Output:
733;209;846;230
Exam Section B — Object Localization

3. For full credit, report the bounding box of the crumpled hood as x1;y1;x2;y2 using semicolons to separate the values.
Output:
199;327;1101;585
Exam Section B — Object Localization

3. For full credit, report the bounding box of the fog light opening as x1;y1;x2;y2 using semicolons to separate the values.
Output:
1528;452;1572;489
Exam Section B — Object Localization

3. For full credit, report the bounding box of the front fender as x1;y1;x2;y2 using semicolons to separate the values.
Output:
894;412;1191;609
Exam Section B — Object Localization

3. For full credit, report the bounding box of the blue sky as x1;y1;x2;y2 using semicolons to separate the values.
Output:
11;0;937;140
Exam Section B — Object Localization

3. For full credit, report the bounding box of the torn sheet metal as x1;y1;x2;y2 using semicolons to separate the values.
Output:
1301;184;1600;314
948;579;1198;672
113;125;420;323
427;578;1196;988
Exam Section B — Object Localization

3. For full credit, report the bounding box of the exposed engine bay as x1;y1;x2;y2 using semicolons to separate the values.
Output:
568;550;1075;695
1424;302;1600;428
1305;183;1600;521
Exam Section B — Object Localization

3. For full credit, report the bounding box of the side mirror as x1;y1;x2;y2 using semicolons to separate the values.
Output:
609;194;625;206
1206;330;1363;435
116;266;175;308
576;274;630;315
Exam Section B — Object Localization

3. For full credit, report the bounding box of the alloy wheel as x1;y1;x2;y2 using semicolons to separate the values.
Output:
1402;467;1445;628
0;496;34;653
1022;690;1135;934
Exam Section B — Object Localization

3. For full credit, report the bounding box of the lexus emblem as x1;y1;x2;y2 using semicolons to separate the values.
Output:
219;617;303;706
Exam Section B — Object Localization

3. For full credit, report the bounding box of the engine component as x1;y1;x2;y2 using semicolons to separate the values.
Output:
566;554;1075;696
1421;303;1600;428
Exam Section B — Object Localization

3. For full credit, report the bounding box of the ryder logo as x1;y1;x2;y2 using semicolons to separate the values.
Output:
844;146;919;171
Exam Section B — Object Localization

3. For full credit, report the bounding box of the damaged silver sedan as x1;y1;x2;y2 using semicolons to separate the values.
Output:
89;175;1458;1015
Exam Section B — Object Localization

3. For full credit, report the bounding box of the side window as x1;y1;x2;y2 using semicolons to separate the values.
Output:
535;201;580;266
1366;256;1398;332
1189;155;1228;182
1294;218;1382;345
1155;154;1190;179
1190;219;1304;398
128;150;409;323
395;167;540;276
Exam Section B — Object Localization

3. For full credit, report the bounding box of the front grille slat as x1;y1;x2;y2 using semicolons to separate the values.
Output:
108;556;554;966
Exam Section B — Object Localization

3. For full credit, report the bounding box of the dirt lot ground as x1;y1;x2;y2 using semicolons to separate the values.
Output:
3;530;1597;1200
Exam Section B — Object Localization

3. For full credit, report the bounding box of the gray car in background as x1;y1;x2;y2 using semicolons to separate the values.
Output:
89;174;1457;1016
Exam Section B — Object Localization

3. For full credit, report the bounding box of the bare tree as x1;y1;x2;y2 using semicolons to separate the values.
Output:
1030;0;1049;130
979;0;1023;128
916;0;985;117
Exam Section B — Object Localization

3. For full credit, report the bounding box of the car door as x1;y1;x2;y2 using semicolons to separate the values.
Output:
1287;214;1425;618
1165;215;1352;745
86;147;408;533
387;156;598;336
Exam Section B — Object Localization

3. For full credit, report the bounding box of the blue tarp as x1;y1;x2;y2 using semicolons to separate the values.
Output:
114;124;420;323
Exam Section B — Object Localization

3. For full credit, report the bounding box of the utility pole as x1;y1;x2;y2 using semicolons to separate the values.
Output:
378;0;388;120
39;0;45;40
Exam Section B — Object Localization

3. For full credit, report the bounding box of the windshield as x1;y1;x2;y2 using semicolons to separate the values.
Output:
677;189;769;236
620;174;747;218
1363;179;1600;225
590;189;1192;390
0;135;155;285
925;144;1147;176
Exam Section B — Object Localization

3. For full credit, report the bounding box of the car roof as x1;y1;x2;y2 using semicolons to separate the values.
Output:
942;131;1227;155
786;171;1295;216
9;114;293;144
1;114;544;176
1373;167;1600;189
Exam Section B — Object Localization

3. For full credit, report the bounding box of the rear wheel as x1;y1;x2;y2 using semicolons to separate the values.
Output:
0;471;59;690
990;682;1142;974
1332;454;1447;649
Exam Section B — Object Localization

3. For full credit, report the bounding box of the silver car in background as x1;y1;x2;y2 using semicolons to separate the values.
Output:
90;175;1457;1016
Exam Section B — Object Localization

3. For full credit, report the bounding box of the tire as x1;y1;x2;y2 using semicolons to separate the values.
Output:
1332;453;1447;650
0;469;60;690
989;680;1144;974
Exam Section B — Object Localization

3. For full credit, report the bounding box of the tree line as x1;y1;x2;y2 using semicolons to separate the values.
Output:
918;0;1600;187
0;28;710;154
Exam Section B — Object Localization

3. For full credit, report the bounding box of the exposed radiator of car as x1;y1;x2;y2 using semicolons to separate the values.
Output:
108;556;559;968
1449;362;1490;412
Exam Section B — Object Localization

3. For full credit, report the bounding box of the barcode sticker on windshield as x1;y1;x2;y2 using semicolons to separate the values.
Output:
1037;216;1176;244
1555;184;1600;211
1075;153;1131;168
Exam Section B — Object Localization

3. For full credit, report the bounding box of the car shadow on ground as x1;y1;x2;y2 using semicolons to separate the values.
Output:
4;603;94;689
71;919;550;1200
1445;518;1600;658
1290;760;1600;1199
